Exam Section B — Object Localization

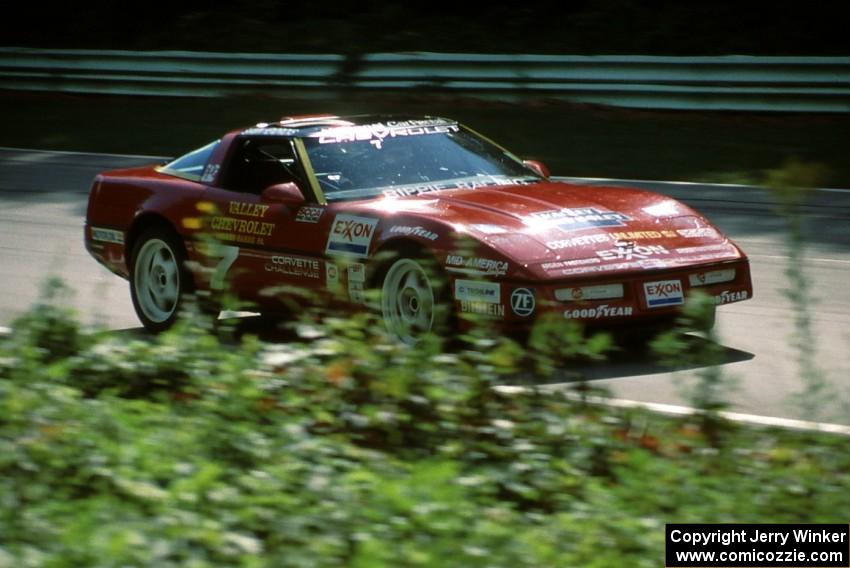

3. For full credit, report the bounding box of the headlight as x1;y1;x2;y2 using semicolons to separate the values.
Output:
555;283;624;302
688;269;735;287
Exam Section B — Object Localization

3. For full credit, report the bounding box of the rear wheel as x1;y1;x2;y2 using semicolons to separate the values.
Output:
379;255;448;345
129;227;190;332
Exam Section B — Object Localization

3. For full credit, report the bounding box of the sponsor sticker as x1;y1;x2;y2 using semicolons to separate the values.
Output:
349;281;365;303
715;290;749;305
454;280;501;304
675;244;735;256
348;262;366;283
201;163;220;183
91;227;124;244
388;225;438;241
510;288;536;317
326;262;339;288
296;206;324;223
597;243;670;261
546;233;610;250
461;301;505;318
528;207;632;232
264;255;320;279
326;214;379;257
564;304;633;319
446;255;509;276
644;279;685;308
676;228;719;239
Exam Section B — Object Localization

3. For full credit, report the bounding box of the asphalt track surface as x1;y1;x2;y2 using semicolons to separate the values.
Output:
1;147;849;425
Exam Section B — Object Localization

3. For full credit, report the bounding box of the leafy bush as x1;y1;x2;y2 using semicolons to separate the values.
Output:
1;294;849;567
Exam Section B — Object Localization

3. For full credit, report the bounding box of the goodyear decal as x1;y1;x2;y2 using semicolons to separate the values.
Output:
325;214;379;257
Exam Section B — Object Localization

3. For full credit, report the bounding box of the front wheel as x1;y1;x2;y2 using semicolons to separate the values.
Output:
379;257;447;345
129;227;190;332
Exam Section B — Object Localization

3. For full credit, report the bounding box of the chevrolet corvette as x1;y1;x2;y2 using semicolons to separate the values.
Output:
84;114;752;343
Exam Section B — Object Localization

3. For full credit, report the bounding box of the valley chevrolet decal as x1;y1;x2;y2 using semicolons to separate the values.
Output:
325;214;379;257
209;200;275;245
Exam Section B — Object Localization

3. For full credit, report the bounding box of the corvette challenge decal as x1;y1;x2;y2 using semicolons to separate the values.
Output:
325;214;379;257
264;255;321;279
528;207;632;232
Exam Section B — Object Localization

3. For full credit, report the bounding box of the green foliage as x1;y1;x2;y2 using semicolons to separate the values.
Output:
1;299;849;566
763;160;835;421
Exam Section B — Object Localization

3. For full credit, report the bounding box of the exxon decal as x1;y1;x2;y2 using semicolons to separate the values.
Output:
643;279;684;308
530;207;632;232
325;215;379;257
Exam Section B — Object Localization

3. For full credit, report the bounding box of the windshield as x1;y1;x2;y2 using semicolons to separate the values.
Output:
159;140;219;181
302;121;540;201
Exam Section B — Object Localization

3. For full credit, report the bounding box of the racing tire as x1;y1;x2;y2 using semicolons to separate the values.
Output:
377;254;451;345
129;226;191;333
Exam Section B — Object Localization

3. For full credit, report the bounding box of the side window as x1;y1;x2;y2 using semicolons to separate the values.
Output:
220;138;299;193
159;140;220;181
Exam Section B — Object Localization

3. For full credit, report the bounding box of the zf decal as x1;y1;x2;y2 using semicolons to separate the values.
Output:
326;214;379;257
510;288;535;317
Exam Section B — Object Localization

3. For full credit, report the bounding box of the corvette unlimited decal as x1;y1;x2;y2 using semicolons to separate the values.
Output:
325;214;379;257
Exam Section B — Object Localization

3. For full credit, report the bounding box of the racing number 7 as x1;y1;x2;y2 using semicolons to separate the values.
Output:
208;245;240;290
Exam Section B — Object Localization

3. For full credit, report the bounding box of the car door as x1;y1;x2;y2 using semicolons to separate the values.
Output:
197;136;332;309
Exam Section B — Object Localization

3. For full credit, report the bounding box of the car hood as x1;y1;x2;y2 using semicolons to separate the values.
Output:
380;180;743;275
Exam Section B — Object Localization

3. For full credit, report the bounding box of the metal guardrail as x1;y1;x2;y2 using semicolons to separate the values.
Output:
2;47;850;112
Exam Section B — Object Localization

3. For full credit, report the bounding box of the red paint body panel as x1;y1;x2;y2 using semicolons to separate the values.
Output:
85;115;752;330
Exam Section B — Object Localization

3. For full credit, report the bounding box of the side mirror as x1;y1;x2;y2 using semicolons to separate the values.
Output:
523;159;550;179
261;182;305;205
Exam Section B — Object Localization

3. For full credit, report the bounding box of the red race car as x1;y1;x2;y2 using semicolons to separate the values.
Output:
85;115;752;343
